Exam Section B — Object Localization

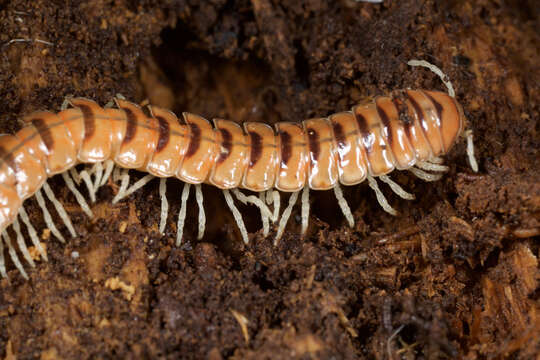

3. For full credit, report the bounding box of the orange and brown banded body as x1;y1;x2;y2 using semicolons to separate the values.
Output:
352;103;395;176
375;96;416;169
303;118;339;190
404;90;446;156
241;122;278;192
68;98;113;163
0;134;46;200
329;112;369;185
422;90;463;152
114;99;159;169
0;183;21;229
0;89;466;233
145;106;189;178
18;111;77;175
275;122;308;192
176;113;218;184
210;119;248;189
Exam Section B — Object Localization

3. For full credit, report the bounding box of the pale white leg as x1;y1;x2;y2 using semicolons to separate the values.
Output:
42;182;77;238
100;160;115;186
19;206;47;261
429;157;444;164
92;162;104;192
159;178;168;235
2;230;28;280
112;170;130;203
274;191;299;245
367;176;397;216
35;188;65;243
195;184;205;240
69;167;82;185
12;218;35;268
113;174;154;204
407;59;455;97
465;129;479;172
408;167;443;182
0;232;5;278
62;172;93;217
112;167;122;183
271;190;281;223
416;161;449;172
223;190;249;244
80;169;96;203
176;183;191;246
301;186;310;235
259;192;270;237
333;184;355;228
379;175;415;200
232;188;273;219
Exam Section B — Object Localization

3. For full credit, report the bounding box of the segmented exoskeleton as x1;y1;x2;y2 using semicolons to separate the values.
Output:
0;60;478;279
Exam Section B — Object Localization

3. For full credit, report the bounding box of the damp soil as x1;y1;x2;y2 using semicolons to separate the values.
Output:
0;0;538;359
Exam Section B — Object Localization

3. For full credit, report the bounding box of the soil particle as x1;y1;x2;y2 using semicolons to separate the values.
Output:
0;0;539;359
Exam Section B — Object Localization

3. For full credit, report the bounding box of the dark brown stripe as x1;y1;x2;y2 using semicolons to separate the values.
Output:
375;102;393;146
354;110;372;153
155;116;170;153
78;104;95;140
391;97;413;140
122;107;137;145
331;121;347;151
279;130;292;166
248;131;262;168
185;123;201;158
0;145;18;174
31;118;54;151
217;128;232;164
306;128;320;162
406;91;428;137
423;91;444;128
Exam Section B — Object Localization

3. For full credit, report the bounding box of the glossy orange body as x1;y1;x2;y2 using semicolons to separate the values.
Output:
0;89;464;231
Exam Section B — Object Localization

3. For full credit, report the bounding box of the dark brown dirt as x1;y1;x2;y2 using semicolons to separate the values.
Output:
0;0;538;359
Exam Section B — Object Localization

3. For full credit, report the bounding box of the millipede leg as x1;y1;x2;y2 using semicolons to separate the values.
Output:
301;186;310;235
407;59;455;98
42;182;77;238
195;184;205;240
408;167;443;182
232;189;273;221
416;161;449;172
100;160;115;186
465;129;479;172
159;178;168;235
19;206;47;261
271;190;281;223
62;172;93;217
176;183;191;246
35;188;65;243
367;176;397;216
274;191;299;245
112;173;154;204
379;175;415;200
259;192;270;237
92;161;104;192
69;167;82;185
12;218;35;268
2;230;28;280
224;190;249;244
79;169;96;203
333;184;355;228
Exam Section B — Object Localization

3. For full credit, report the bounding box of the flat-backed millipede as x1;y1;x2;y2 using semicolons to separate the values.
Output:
0;60;478;279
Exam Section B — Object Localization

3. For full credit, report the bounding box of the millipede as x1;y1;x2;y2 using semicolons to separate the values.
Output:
0;60;478;280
